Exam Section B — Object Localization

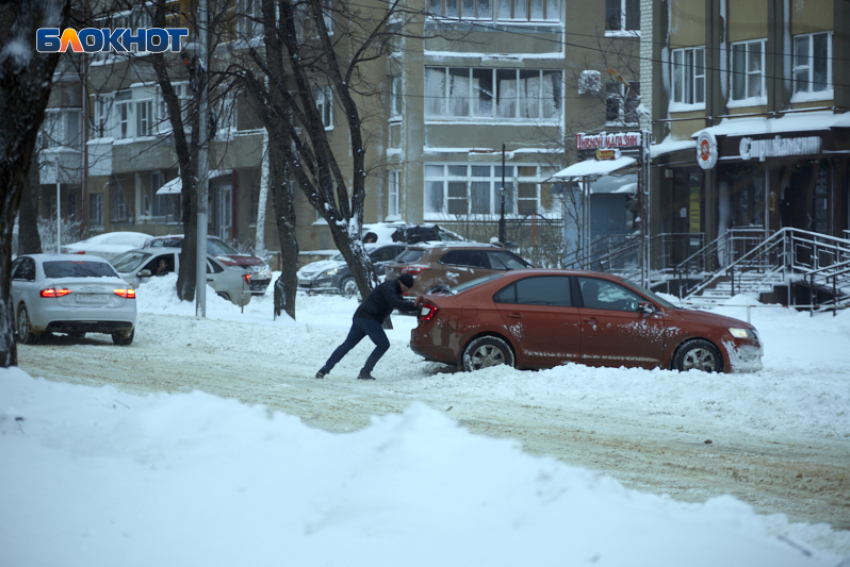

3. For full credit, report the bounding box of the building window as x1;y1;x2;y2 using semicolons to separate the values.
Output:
110;180;130;222
424;164;549;218
388;170;401;218
136;100;153;137
157;82;191;133
115;100;131;139
731;39;766;102
316;85;333;129
43;109;81;148
793;32;832;96
605;0;639;32
238;0;263;38
89;193;104;227
425;67;561;122
429;0;492;19
606;81;639;126
671;47;705;105
391;75;403;118
92;95;112;138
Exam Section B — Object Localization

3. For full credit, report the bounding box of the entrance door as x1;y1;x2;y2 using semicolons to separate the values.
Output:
217;184;232;240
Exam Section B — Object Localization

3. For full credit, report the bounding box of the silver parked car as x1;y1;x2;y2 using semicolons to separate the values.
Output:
110;247;251;307
11;254;137;345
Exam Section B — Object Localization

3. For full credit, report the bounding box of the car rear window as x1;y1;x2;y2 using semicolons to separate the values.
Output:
488;250;533;269
439;249;488;268
395;249;426;263
43;261;118;279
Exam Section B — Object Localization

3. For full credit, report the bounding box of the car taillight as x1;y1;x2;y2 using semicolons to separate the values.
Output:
74;251;85;255
40;287;71;298
244;273;251;284
114;288;136;299
419;301;438;322
402;265;430;276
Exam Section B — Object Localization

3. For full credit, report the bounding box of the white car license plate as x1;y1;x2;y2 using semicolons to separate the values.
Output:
298;279;311;286
77;294;108;304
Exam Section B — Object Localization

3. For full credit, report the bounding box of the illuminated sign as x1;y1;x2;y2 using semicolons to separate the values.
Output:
739;135;821;162
576;131;642;150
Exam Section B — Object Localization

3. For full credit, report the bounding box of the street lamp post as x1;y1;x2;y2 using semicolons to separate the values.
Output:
499;143;506;245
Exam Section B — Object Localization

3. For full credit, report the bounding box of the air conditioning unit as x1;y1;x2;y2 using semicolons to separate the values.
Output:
578;70;602;94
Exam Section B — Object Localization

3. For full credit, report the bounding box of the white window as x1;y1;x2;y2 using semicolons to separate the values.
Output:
388;170;401;218
606;0;639;32
605;81;640;126
793;32;832;97
498;0;559;21
110;180;130;222
429;0;492;19
136;100;153;137
114;91;132;139
671;47;705;105
424;164;548;218
316;85;333;129
92;95;113;138
43;109;81;148
425;67;561;122
238;0;263;38
391;75;403;118
731;39;766;102
157;82;191;133
89;193;104;227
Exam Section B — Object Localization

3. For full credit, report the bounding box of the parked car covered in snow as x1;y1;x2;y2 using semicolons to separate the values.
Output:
11;254;137;345
143;235;272;295
411;270;763;374
61;231;152;263
297;243;407;297
111;247;252;307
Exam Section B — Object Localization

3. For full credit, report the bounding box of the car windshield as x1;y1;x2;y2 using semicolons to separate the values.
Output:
111;251;151;272
451;273;504;294
43;261;118;279
207;239;239;255
330;252;345;262
148;237;183;248
621;278;679;309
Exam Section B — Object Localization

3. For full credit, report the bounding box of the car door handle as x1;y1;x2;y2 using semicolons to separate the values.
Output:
508;313;523;319
206;278;214;282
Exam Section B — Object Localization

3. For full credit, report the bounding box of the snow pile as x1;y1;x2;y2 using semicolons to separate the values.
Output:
0;368;845;567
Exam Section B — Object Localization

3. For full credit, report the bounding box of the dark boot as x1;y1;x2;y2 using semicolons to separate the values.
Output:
357;370;375;380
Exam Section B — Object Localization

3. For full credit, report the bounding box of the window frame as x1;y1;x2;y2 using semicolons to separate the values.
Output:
671;46;705;107
730;39;766;103
315;85;334;130
388;169;401;219
605;0;640;34
792;31;833;100
89;193;104;228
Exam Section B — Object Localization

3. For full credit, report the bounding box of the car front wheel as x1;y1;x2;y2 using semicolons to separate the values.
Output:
673;339;723;372
16;306;40;344
462;336;515;371
112;329;134;346
340;277;358;298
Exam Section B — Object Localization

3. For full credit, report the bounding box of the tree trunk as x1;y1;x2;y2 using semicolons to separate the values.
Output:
269;141;298;320
0;0;69;367
17;147;43;255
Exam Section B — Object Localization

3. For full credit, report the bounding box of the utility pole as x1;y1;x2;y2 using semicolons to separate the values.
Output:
195;0;210;317
55;156;61;253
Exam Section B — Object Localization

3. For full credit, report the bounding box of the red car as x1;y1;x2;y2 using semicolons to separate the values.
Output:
411;270;763;373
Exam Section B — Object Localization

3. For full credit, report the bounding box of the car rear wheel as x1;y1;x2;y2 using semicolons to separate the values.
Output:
673;339;723;373
112;329;134;346
16;306;40;345
462;336;515;371
340;277;358;298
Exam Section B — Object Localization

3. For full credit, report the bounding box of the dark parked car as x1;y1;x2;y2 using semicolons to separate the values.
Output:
383;242;533;298
296;243;407;297
143;235;271;295
410;270;763;373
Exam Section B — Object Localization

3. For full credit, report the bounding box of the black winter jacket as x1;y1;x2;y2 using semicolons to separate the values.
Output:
354;279;416;323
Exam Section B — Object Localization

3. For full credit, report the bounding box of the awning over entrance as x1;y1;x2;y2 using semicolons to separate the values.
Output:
691;110;847;140
156;177;181;195
550;156;637;180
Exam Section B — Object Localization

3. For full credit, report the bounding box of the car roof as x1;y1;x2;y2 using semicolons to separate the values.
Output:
22;253;112;263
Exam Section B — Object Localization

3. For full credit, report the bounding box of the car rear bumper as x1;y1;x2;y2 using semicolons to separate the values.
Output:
44;320;134;334
248;279;270;294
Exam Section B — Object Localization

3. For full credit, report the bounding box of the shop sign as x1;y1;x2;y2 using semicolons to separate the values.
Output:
595;149;621;161
739;135;821;162
696;131;718;170
576;131;642;150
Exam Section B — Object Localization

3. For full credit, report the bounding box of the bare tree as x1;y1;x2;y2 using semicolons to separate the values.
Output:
225;0;427;317
0;0;69;367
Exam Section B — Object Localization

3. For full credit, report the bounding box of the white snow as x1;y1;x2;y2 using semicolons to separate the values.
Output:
692;111;846;139
2;276;850;566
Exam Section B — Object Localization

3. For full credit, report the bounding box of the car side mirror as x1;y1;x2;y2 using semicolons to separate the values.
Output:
138;269;152;278
638;301;656;315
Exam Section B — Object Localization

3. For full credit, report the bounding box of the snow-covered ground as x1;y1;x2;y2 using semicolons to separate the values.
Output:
3;273;850;566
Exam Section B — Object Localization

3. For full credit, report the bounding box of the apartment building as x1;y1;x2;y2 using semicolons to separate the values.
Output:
643;0;849;267
33;0;641;260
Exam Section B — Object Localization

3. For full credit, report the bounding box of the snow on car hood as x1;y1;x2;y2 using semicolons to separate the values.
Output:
298;260;343;277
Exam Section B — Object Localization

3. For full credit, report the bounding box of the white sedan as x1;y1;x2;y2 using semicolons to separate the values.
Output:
11;254;137;345
61;231;151;262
